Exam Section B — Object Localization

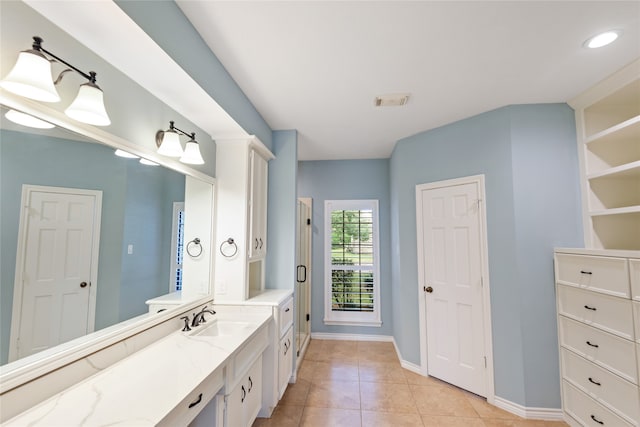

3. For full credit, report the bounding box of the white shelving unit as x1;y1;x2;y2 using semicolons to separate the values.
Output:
569;59;640;250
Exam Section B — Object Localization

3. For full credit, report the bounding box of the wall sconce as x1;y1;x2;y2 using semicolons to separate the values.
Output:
0;36;110;126
156;120;205;165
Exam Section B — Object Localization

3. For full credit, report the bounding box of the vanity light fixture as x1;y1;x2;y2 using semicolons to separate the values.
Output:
584;30;621;48
0;36;111;126
114;149;139;159
156;121;205;165
4;109;55;129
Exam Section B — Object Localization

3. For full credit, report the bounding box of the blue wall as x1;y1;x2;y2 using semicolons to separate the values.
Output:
115;0;272;151
266;130;298;290
0;130;184;364
389;104;583;407
298;159;393;336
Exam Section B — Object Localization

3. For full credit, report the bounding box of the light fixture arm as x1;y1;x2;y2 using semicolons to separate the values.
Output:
168;120;196;140
31;36;99;85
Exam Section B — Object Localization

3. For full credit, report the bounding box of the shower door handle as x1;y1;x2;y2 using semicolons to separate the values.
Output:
297;265;307;283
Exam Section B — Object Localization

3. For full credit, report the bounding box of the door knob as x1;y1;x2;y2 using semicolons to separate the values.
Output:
424;286;433;293
80;282;88;288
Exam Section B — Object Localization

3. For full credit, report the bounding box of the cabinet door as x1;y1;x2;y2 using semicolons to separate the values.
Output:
278;327;294;399
249;151;268;259
225;380;244;427
244;356;263;427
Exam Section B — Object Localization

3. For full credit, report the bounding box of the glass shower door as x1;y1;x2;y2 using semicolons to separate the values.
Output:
296;198;312;357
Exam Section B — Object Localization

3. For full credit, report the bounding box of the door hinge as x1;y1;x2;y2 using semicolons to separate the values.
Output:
484;356;487;368
306;314;310;321
481;276;484;287
306;218;311;225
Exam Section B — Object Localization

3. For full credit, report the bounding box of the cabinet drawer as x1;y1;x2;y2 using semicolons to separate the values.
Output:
561;349;640;423
556;254;630;298
158;368;224;427
631;259;640;302
559;316;638;384
563;381;635;427
557;284;634;340
278;297;294;338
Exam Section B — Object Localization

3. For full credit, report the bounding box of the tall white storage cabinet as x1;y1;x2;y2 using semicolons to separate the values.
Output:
214;137;274;302
568;58;640;250
555;248;640;426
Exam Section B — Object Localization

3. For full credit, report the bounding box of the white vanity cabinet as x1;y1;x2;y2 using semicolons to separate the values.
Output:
226;355;262;427
215;137;275;302
555;248;640;426
276;296;295;399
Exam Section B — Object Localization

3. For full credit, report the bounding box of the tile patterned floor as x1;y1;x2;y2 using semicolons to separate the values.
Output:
252;339;569;427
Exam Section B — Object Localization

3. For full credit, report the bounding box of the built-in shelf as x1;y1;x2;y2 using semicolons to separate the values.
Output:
570;59;640;250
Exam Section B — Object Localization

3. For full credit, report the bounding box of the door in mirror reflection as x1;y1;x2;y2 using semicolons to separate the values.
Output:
11;185;102;361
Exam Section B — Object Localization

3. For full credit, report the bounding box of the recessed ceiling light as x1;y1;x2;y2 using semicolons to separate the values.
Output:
374;93;410;107
584;30;621;49
5;109;55;129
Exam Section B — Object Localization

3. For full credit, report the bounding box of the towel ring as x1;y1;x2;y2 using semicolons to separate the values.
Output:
220;238;238;258
186;238;203;257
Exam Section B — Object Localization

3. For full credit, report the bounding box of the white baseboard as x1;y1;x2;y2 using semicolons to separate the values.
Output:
493;396;564;421
310;332;393;342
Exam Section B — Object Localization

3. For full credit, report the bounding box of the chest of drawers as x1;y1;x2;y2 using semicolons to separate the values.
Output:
555;248;640;426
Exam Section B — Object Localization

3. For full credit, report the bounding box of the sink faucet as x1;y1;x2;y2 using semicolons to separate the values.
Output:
191;306;216;328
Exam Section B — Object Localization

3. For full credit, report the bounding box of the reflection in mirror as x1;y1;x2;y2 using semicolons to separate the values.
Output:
0;105;186;366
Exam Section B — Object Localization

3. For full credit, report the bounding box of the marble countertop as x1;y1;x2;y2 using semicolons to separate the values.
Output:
4;308;272;426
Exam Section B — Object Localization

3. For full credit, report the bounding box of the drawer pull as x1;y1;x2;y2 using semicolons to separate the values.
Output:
580;270;593;275
588;377;601;386
188;393;203;409
590;414;604;425
241;385;246;403
586;341;599;348
248;376;253;392
583;305;597;311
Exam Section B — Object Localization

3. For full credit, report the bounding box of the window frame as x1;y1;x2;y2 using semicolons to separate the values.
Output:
324;199;381;327
170;201;185;292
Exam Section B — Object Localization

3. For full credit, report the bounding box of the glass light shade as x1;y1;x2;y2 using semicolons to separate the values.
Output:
5;109;55;129
139;158;159;166
0;50;60;102
114;149;139;159
180;139;205;165
157;130;183;157
65;82;111;126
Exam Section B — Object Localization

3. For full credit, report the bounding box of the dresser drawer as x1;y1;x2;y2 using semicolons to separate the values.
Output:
563;380;635;427
561;348;640;423
559;316;638;384
631;259;640;302
556;254;630;298
557;284;634;340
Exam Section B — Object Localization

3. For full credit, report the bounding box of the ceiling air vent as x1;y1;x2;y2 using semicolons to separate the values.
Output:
374;93;410;107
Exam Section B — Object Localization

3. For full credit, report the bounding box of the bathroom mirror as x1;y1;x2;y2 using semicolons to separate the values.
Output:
0;104;206;368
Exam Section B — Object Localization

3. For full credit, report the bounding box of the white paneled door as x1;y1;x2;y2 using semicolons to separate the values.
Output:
10;185;101;361
416;177;490;397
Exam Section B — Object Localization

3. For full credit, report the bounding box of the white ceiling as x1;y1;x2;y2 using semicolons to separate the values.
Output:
177;1;640;161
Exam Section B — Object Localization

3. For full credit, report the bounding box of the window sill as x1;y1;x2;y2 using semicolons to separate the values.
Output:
323;319;382;328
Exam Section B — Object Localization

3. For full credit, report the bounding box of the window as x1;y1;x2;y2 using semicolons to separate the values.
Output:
170;202;185;292
324;200;381;326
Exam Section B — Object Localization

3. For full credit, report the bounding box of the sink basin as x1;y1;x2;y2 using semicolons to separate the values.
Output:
192;320;252;337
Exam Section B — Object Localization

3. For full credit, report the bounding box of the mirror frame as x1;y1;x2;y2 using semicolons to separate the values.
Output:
0;90;215;392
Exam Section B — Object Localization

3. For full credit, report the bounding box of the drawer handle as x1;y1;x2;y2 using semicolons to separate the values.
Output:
588;377;601;386
285;307;290;312
586;341;599;348
580;270;593;275
188;393;203;409
241;385;246;403
583;305;597;311
590;414;604;425
248;376;253;392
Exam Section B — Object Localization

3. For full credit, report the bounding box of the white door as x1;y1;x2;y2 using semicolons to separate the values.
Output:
416;176;490;397
10;185;101;361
